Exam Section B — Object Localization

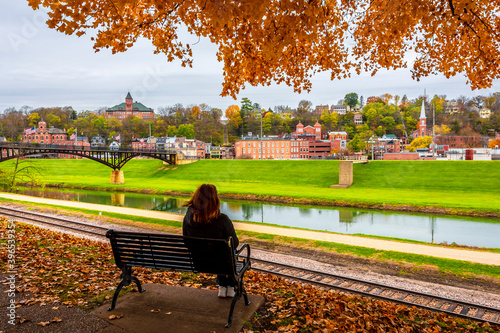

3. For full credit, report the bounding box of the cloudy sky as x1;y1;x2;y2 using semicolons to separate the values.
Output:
2;2;499;113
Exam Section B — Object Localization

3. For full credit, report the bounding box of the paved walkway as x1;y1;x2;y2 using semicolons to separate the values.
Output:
0;273;264;333
1;192;499;266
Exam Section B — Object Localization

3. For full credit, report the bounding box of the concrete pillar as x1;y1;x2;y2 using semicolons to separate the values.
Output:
110;170;125;185
330;160;353;189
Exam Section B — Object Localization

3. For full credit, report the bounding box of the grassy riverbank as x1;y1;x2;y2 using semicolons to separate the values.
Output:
6;159;500;216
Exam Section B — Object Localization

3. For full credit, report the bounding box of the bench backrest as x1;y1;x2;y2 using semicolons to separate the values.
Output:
106;230;236;276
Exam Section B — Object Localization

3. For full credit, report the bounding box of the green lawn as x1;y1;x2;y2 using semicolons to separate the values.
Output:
3;159;500;214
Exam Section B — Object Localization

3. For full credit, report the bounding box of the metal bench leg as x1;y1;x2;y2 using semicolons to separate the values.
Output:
108;280;125;311
242;287;250;306
238;279;251;306
131;276;146;293
108;267;145;311
225;294;239;328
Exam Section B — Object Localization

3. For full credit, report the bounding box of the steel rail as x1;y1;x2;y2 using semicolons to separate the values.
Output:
0;206;107;236
251;257;500;326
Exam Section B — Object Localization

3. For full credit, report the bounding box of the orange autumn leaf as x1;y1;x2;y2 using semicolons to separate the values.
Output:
25;0;500;98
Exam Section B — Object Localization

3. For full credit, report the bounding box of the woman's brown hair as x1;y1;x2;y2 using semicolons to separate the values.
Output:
183;184;221;223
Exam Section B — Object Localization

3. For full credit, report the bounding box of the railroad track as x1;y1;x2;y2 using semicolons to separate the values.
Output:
2;206;500;327
0;206;108;237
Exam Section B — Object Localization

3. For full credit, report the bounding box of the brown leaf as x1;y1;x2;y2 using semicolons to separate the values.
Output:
37;321;51;326
150;309;161;313
108;314;124;320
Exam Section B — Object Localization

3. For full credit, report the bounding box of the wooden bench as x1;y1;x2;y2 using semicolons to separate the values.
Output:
106;229;251;328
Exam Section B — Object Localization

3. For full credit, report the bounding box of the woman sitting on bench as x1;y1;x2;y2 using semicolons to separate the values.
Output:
182;183;239;298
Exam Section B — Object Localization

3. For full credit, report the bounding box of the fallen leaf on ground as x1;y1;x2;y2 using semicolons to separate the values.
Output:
37;321;51;326
108;314;124;320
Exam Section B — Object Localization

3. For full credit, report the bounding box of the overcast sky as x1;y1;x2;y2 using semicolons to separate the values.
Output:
2;2;499;114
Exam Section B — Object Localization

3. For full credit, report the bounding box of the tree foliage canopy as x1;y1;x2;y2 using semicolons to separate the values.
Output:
27;0;500;98
344;93;359;109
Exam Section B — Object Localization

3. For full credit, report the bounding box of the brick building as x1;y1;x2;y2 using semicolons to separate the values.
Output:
328;131;348;150
131;137;157;150
22;120;90;159
313;105;329;117
105;92;154;120
376;134;402;153
290;140;309;159
294;122;322;140
235;139;292;160
235;122;346;159
23;120;67;144
57;137;91;159
434;135;486;148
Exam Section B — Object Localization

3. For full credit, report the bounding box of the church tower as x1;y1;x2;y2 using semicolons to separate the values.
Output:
419;98;427;138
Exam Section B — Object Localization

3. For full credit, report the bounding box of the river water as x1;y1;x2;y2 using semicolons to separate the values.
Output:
15;187;500;249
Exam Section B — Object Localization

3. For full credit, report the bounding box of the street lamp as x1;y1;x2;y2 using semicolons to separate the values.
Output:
219;115;228;146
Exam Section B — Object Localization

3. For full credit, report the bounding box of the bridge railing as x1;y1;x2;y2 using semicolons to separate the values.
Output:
0;142;178;154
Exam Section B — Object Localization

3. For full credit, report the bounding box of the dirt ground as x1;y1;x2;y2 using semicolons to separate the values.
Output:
251;240;500;295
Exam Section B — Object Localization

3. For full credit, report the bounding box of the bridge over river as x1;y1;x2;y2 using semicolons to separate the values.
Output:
0;142;179;184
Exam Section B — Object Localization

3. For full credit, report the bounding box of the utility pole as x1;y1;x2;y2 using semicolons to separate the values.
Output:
432;100;436;158
260;110;263;160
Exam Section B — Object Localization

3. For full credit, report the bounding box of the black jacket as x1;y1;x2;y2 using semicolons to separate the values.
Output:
182;207;239;248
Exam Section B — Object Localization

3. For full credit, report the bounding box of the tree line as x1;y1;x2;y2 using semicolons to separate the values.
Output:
1;93;499;148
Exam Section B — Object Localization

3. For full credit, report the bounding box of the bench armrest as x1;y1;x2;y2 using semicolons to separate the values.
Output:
235;243;250;262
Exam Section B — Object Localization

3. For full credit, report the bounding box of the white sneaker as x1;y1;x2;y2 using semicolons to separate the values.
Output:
226;287;235;298
218;286;227;298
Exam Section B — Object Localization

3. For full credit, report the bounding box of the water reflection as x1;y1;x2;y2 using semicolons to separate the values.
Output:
11;187;500;248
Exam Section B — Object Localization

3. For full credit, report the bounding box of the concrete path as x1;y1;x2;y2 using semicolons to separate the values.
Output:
1;192;499;266
0;273;264;333
93;284;264;333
